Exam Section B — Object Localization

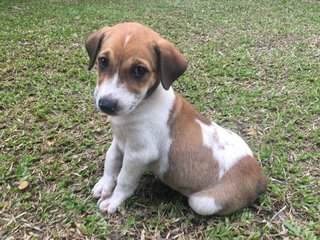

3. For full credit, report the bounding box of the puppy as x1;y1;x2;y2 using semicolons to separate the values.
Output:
85;22;267;215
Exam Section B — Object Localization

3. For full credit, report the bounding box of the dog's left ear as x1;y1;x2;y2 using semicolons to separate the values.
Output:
154;39;188;90
85;26;110;70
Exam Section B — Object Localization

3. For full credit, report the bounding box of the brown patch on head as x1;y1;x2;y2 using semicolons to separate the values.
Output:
119;56;157;95
163;94;219;196
85;22;188;99
93;23;160;95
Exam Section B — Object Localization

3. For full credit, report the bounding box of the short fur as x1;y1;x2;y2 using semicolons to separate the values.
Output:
86;22;267;215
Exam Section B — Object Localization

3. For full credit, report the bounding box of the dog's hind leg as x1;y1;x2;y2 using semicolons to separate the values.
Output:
188;156;267;216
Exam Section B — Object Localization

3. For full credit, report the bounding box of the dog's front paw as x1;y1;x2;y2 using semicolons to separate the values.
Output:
98;196;122;213
92;176;116;199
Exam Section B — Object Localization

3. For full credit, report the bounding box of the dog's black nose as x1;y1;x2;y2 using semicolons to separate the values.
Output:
98;98;118;115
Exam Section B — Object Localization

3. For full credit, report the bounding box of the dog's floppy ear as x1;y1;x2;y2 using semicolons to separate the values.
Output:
154;39;188;90
85;26;110;70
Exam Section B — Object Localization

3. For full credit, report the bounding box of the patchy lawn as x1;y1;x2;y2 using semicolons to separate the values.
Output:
1;0;319;239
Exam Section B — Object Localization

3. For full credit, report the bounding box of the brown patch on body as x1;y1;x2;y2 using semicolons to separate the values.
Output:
163;94;219;196
193;155;268;215
163;94;267;215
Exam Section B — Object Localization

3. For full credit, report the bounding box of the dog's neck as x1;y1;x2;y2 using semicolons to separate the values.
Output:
108;85;175;126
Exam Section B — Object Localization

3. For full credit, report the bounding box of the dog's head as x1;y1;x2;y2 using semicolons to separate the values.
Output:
85;22;187;116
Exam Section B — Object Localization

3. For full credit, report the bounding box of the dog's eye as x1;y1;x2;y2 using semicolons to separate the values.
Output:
132;66;147;79
98;57;108;69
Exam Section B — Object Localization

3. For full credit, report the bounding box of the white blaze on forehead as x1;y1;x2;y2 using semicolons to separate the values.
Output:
196;119;253;179
123;34;132;47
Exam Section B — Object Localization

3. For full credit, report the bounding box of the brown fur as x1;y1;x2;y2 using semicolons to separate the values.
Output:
86;22;267;215
192;156;268;215
85;23;187;96
164;94;267;215
164;94;220;196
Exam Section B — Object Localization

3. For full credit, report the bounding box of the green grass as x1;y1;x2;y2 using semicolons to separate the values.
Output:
1;0;319;239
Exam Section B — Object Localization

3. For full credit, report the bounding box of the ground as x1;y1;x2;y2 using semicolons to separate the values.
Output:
0;0;319;239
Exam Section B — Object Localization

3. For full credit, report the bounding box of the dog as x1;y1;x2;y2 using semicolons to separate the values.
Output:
85;22;267;215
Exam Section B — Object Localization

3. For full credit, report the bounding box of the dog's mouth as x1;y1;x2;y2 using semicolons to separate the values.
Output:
99;109;118;116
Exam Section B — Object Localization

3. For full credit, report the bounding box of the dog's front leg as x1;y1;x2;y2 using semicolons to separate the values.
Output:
98;149;150;213
92;138;123;200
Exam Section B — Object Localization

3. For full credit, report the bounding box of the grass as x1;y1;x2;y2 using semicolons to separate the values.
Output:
1;0;319;239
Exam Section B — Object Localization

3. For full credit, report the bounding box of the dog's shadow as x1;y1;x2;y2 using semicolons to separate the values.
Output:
128;173;224;230
132;173;189;210
130;173;264;220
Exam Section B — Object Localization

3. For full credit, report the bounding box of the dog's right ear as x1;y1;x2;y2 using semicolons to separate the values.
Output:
85;26;110;70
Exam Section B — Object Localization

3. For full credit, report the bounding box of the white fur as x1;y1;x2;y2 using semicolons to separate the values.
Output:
188;195;221;215
108;86;175;177
196;119;253;179
123;34;132;47
94;72;145;115
92;138;123;199
93;85;175;213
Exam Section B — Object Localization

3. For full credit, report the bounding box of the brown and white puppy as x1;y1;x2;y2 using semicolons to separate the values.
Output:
85;22;267;215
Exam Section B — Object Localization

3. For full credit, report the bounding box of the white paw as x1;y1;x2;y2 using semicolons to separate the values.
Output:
98;196;121;213
92;176;116;199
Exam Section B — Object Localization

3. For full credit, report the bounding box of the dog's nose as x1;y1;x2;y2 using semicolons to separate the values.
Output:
98;98;118;115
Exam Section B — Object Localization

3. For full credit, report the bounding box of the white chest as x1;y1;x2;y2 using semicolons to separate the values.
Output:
108;87;176;178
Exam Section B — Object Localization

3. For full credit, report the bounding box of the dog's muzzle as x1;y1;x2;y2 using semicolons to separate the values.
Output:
98;97;118;115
